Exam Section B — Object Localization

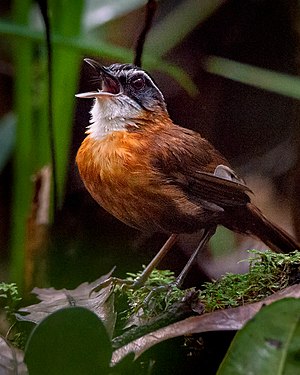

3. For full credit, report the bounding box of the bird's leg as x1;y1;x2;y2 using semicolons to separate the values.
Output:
90;233;179;293
132;233;179;288
173;227;216;288
143;228;216;305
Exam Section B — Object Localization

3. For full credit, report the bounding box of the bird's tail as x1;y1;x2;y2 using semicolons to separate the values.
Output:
225;203;300;253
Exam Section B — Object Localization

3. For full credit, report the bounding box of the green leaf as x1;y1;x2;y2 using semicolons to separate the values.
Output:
217;298;300;375
0;19;198;96
205;56;300;100
49;0;84;205
10;0;35;288
24;307;112;375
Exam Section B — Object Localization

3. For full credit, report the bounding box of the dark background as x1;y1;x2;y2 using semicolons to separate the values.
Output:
1;0;300;291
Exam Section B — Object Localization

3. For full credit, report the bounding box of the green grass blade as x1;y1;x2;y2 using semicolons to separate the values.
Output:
0;19;198;96
48;0;84;205
205;56;300;100
10;0;34;288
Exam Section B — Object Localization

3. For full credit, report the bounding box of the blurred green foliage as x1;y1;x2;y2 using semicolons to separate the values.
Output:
0;0;299;293
0;0;202;290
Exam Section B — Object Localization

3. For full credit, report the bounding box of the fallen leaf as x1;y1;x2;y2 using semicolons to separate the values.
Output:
17;270;116;337
112;284;300;364
0;336;27;374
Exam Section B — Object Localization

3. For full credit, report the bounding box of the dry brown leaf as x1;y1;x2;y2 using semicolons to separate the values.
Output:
112;284;300;364
0;336;27;374
17;270;116;337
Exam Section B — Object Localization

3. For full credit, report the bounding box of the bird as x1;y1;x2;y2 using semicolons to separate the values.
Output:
75;58;299;287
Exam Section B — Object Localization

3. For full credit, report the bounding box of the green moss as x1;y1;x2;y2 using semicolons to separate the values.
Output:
200;250;300;312
123;269;187;320
122;250;300;321
0;282;21;323
0;282;27;348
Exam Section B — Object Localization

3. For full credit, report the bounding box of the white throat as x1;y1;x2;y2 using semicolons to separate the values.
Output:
86;96;141;139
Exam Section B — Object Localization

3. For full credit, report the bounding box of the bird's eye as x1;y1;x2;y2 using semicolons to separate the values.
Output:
130;76;145;90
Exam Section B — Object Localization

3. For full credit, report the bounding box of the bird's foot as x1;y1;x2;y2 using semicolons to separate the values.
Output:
89;270;161;296
89;276;134;296
142;280;186;307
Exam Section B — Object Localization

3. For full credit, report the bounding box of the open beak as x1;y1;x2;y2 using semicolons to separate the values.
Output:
75;58;121;99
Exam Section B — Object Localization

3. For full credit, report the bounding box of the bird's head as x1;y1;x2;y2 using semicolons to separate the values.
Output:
76;59;168;139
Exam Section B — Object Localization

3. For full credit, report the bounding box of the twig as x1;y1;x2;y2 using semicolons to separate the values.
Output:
25;166;51;294
134;0;157;67
37;0;58;213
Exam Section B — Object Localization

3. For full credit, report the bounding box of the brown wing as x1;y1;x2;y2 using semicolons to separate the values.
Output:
185;169;251;206
151;124;251;208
